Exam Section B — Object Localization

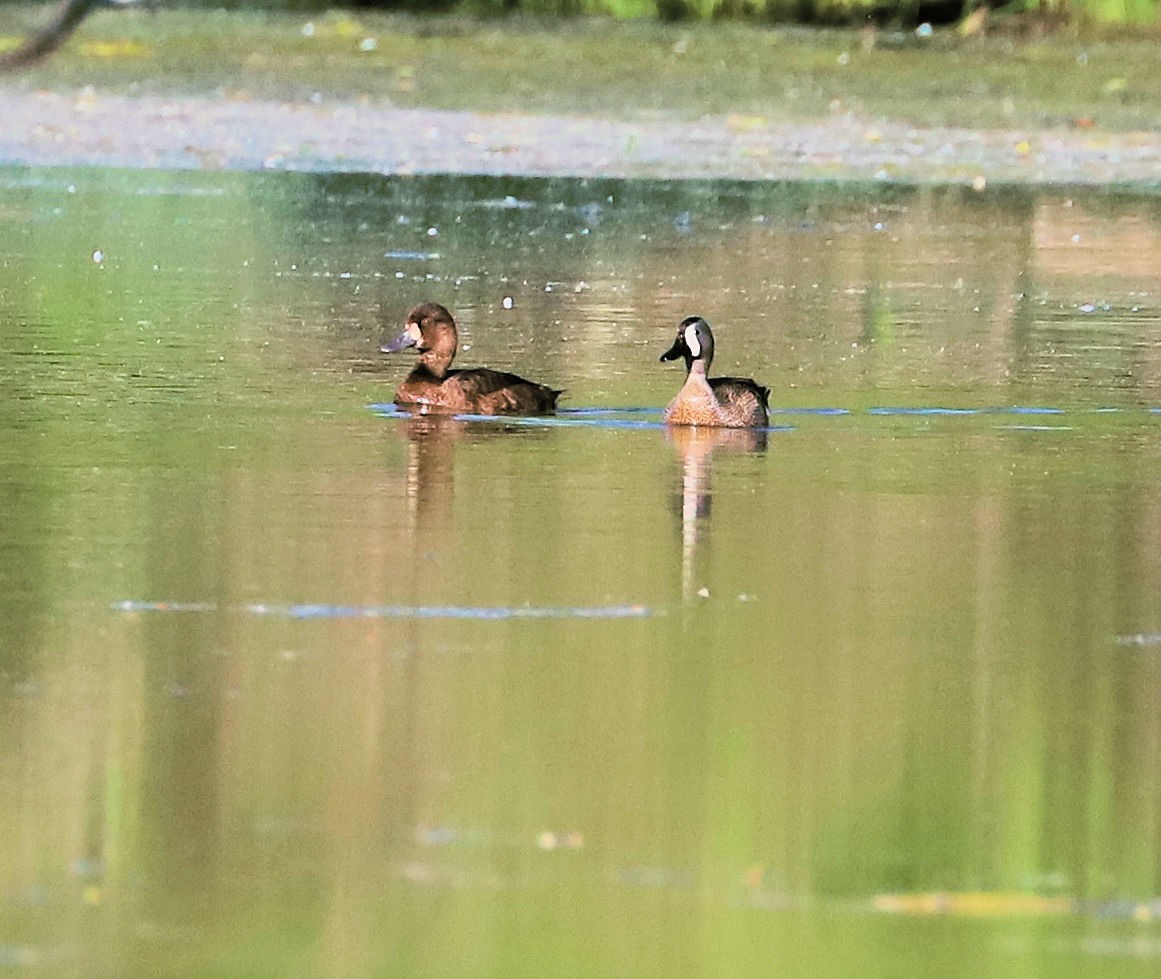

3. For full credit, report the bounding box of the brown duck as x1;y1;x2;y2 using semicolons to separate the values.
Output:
382;302;562;416
659;316;769;429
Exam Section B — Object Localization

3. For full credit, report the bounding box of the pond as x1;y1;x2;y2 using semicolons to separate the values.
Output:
2;166;1161;977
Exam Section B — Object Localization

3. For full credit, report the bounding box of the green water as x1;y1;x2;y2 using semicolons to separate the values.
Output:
2;167;1161;976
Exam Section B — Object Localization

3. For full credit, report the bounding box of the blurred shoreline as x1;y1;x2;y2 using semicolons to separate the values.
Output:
3;88;1160;187
2;9;1160;187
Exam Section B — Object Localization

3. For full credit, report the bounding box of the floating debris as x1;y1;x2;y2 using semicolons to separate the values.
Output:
1116;633;1161;646
873;891;1071;917
384;249;440;261
536;830;584;851
872;891;1161;922
477;195;535;210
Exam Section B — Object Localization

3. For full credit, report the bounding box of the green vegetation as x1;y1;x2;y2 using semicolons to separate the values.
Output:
181;0;1161;25
1009;0;1159;24
3;7;1161;136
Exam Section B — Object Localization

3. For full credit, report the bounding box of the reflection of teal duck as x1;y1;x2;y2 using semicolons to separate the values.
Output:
382;303;561;416
659;316;769;429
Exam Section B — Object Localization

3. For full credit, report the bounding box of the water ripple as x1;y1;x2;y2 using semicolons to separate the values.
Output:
111;600;652;620
369;403;1161;430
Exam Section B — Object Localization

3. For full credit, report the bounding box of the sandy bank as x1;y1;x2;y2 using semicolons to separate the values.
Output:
3;88;1161;188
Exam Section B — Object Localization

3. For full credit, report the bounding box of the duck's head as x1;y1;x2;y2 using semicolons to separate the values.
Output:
382;302;458;353
660;316;715;373
382;302;459;376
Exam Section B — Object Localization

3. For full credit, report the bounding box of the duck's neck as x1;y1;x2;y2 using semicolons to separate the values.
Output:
417;337;456;379
682;359;715;397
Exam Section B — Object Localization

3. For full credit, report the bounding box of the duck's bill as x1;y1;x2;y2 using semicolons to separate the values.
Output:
381;327;419;354
659;340;685;362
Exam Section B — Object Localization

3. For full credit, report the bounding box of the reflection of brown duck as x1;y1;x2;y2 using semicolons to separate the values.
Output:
395;412;552;531
382;303;561;416
398;414;460;526
660;316;769;429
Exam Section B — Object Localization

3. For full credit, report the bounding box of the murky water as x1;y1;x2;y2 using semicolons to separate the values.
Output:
3;166;1161;976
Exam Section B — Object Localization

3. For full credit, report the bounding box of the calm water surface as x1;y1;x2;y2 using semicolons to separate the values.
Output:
2;167;1161;976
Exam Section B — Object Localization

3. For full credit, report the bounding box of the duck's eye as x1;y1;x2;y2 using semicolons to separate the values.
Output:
683;323;701;357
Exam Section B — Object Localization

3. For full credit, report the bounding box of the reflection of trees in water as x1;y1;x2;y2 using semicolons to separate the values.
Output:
280;173;1161;402
303;176;896;388
636;187;1161;399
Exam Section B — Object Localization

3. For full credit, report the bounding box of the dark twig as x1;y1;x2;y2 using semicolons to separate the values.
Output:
0;0;105;70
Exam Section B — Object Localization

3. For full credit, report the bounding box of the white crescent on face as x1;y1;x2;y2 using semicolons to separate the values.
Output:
683;322;701;358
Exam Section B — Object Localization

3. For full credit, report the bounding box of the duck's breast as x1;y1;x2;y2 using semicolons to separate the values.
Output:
665;375;768;428
394;369;460;413
664;373;725;427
